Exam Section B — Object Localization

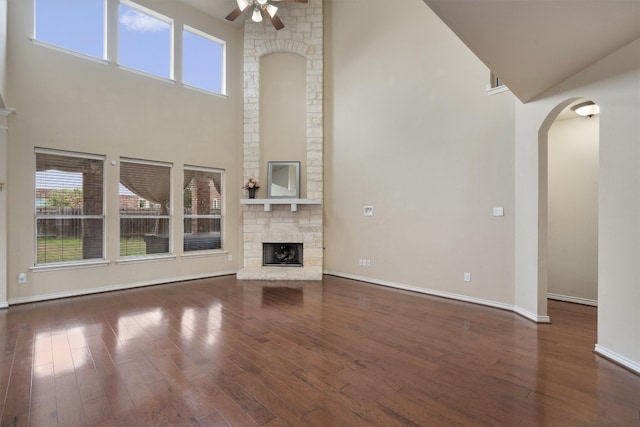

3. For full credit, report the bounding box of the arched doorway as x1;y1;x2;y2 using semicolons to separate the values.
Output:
538;97;600;321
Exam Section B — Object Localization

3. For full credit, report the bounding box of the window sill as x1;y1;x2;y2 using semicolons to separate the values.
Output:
31;260;110;272
116;254;177;265
31;38;109;65
181;250;228;260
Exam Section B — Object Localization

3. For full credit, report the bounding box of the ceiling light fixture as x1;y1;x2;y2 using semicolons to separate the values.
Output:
236;0;250;11
251;7;263;22
572;101;600;118
227;0;303;30
265;4;278;18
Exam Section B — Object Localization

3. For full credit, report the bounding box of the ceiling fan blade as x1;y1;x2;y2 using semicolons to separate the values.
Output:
225;7;244;21
270;14;285;30
261;8;285;30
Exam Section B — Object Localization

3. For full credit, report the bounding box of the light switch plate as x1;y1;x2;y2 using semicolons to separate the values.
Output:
493;207;504;217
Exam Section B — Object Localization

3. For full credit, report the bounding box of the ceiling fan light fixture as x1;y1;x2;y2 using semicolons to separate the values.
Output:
252;7;263;22
256;0;268;5
265;4;278;18
236;0;250;11
572;101;600;117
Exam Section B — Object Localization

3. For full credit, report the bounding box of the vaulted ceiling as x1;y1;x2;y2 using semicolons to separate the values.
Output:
177;0;640;103
423;0;640;102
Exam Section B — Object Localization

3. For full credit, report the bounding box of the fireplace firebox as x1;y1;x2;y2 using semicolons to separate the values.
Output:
263;243;303;267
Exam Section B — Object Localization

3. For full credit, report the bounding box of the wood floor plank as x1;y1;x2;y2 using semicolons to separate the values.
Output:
1;276;640;426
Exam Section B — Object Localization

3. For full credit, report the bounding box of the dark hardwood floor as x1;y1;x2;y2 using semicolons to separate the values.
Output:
1;275;639;426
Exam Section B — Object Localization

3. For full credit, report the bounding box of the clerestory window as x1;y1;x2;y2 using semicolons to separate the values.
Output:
118;0;173;79
183;26;225;95
34;0;105;59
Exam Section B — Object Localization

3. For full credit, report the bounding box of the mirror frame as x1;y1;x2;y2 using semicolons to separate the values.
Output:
267;161;301;199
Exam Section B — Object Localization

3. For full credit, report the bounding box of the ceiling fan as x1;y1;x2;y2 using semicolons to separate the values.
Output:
226;0;308;31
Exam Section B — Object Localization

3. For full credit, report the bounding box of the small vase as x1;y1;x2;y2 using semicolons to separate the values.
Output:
247;187;258;199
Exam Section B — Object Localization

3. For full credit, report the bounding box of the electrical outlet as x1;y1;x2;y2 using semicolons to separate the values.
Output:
366;259;371;267
18;273;27;284
464;272;471;282
228;254;233;261
359;259;363;266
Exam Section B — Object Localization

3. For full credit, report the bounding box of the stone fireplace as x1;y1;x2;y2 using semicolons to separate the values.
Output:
237;0;323;281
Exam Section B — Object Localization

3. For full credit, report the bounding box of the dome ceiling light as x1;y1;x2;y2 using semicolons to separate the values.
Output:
572;101;600;118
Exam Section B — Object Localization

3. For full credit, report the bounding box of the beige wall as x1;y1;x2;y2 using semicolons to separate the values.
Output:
260;52;307;198
0;0;6;101
514;38;640;370
324;0;517;308
548;115;599;302
5;0;243;302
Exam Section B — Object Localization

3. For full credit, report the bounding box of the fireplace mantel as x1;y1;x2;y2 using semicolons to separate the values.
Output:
241;198;321;212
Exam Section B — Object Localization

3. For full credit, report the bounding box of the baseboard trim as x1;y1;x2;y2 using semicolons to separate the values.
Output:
7;270;237;306
324;270;552;323
548;293;598;307
514;306;551;323
0;301;8;309
323;270;545;318
594;344;640;375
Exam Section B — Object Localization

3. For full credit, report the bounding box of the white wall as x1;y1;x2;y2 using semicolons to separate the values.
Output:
548;116;599;302
514;38;640;372
5;0;243;302
324;0;517;308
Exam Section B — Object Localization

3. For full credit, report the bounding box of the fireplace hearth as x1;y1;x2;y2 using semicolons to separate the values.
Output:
263;243;303;267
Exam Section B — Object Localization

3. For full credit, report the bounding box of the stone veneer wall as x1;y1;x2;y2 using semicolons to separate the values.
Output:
237;0;323;280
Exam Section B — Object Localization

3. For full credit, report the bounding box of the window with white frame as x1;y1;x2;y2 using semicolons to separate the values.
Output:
118;1;173;79
183;167;223;252
34;0;105;59
183;26;225;94
35;149;105;265
119;159;172;257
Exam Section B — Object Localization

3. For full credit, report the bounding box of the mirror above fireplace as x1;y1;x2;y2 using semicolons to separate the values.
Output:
267;161;300;199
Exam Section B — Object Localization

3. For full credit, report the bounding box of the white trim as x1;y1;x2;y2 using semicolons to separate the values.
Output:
118;64;176;84
116;254;176;264
31;260;110;272
0;302;8;310
184;165;225;174
31;38;109;64
514;306;551;323
486;84;510;95
548;292;598;307
180;250;228;259
7;271;237;306
594;344;640;375
35;147;106;161
0;108;16;117
120;157;172;167
182;83;227;98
